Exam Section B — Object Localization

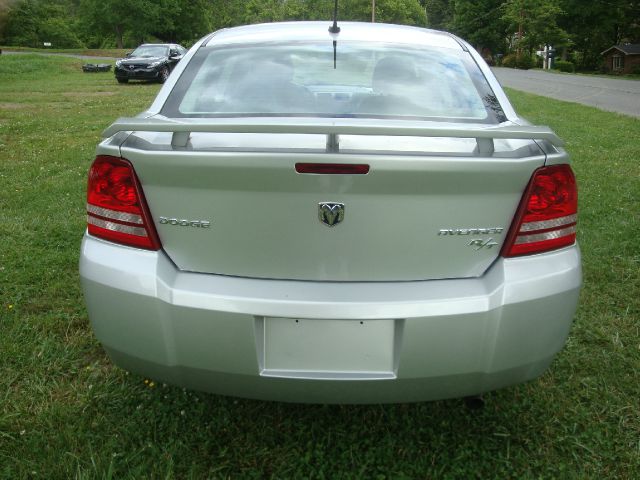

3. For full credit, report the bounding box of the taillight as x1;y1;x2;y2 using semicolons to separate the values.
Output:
502;164;577;257
86;155;161;250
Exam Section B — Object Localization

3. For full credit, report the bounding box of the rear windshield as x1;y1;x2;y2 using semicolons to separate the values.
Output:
163;42;506;123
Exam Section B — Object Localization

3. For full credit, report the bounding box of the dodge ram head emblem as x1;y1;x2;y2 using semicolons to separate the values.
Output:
318;202;345;227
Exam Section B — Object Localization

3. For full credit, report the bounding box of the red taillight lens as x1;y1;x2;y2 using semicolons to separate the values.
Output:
86;155;161;250
502;164;577;257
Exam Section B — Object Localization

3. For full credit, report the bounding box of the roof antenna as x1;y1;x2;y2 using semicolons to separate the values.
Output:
328;0;340;69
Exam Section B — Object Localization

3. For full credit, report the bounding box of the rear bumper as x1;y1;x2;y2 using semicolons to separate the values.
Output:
80;235;581;403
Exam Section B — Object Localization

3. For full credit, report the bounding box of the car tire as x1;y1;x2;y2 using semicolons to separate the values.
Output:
159;67;169;84
117;78;128;84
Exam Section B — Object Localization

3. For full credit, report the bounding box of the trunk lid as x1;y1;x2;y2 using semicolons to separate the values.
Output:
115;128;547;281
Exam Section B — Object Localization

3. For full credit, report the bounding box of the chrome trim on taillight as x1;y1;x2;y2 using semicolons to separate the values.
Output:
87;216;147;237
87;204;144;224
519;214;577;232
514;225;576;245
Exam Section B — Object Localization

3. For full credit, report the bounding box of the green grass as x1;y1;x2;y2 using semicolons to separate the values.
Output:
1;54;639;478
1;47;128;58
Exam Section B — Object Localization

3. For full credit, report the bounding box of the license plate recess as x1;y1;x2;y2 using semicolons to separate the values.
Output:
259;317;396;380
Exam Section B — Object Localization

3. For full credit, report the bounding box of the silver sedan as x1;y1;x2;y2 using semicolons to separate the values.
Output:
80;22;581;403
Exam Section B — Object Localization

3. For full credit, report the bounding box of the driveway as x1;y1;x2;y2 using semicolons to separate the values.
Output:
492;67;640;118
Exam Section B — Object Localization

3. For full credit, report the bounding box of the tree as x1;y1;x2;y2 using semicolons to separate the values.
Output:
367;0;427;25
2;0;39;46
558;0;640;70
0;0;15;42
502;0;569;55
237;0;426;27
79;0;161;48
450;0;506;52
207;0;247;30
151;0;212;44
424;0;452;30
39;16;85;48
2;0;84;47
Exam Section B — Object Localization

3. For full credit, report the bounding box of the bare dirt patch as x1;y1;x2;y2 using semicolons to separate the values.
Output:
0;102;27;110
62;91;118;98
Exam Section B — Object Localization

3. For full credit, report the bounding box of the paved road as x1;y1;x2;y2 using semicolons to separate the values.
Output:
492;67;640;118
1;50;118;61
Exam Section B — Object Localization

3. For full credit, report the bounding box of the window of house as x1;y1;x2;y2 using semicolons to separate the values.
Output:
613;54;624;71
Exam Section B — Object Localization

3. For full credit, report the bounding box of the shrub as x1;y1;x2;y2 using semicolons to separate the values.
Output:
517;54;536;70
501;53;517;68
553;60;575;73
502;53;537;70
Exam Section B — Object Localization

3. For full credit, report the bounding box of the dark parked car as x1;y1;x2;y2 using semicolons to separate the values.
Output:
114;43;186;84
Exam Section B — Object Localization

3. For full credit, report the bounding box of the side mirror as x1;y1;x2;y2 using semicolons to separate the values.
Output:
125;52;132;58
170;54;182;61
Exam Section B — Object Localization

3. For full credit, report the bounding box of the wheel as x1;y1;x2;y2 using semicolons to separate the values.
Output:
158;66;169;83
116;77;128;84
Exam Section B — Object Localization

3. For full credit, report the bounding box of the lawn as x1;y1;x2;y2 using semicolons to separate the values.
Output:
1;47;129;58
0;54;638;478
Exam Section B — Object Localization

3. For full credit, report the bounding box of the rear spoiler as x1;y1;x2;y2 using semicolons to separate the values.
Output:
102;117;564;154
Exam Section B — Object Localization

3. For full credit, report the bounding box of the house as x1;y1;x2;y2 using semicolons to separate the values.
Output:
601;44;640;74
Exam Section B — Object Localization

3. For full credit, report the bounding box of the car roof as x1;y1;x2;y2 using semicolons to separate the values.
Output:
138;43;182;48
204;21;464;51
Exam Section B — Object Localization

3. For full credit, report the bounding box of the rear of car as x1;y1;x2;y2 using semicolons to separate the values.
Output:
81;22;581;403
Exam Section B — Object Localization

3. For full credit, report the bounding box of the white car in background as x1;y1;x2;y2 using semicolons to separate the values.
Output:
80;22;581;403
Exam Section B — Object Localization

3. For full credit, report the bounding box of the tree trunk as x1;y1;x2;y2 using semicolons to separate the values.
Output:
517;9;523;60
115;24;123;49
